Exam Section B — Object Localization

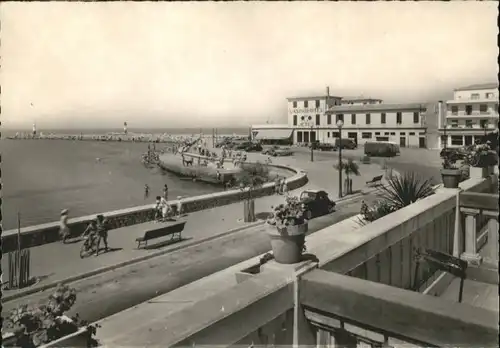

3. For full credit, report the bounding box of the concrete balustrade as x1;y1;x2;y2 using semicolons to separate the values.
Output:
1;163;307;253
42;174;499;348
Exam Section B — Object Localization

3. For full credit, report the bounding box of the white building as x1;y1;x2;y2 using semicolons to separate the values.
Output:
323;102;428;148
438;83;499;149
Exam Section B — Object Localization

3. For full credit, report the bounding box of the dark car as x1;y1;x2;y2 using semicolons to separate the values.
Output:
299;190;336;219
440;147;467;160
245;142;263;152
313;142;336;151
262;146;279;155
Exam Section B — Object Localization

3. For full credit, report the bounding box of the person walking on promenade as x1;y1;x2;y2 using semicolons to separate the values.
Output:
95;214;109;256
280;177;286;195
144;184;150;199
274;176;281;195
163;184;169;200
282;180;289;196
60;209;71;244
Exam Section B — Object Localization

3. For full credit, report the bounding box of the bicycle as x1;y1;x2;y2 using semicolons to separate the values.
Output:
80;234;98;258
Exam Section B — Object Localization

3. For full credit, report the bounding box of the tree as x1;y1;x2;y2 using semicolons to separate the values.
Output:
235;162;270;222
334;159;361;195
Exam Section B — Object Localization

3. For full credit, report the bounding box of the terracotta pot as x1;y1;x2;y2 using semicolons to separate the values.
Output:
440;168;461;188
267;223;308;264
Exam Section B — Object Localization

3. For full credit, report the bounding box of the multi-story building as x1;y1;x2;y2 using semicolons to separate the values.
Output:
438;83;499;149
323;102;428;148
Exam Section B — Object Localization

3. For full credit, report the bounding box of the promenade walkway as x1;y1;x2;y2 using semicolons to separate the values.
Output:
2;152;385;301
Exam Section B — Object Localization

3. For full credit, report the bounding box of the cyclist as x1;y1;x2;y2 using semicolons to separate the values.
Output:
82;220;97;249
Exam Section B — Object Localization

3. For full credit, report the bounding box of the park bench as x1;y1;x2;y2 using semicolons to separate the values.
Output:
366;174;383;187
135;220;186;249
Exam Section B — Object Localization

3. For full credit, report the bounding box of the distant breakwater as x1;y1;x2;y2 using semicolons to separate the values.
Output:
6;133;247;143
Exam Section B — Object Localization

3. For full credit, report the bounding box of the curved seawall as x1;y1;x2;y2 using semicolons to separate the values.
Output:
1;163;308;253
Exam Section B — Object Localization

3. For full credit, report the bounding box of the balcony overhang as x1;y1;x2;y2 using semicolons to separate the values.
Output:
446;99;499;104
300;269;499;347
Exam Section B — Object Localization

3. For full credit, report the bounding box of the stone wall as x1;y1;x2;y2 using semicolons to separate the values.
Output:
1;164;307;253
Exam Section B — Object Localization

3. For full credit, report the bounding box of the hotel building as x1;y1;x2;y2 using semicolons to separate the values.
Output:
251;89;431;148
438;83;499;149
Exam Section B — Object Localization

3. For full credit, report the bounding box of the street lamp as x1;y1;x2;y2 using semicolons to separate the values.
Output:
310;124;314;162
337;119;344;198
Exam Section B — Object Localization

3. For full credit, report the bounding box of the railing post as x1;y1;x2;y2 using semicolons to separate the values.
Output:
460;207;482;266
453;190;463;257
486;214;499;264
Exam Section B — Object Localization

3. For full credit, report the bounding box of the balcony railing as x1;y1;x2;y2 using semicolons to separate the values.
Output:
48;175;499;348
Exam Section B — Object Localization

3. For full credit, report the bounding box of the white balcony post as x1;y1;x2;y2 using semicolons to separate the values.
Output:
486;215;499;264
460;207;482;265
453;190;463;257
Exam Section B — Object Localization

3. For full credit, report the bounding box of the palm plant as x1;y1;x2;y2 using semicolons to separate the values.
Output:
334;159;360;195
235;162;270;222
376;171;435;211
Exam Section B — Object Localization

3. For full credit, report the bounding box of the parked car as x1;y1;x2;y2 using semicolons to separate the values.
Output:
261;146;279;155
314;142;336;151
364;141;399;157
440;147;467;160
334;138;357;150
215;138;233;148
299;190;336;219
270;147;294;157
244;142;263;152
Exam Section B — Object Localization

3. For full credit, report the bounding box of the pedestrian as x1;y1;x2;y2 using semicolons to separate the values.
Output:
274;176;281;195
163;184;169;200
59;209;70;244
154;196;163;221
95;214;109;256
144;184;150;199
280;177;285;194
176;196;183;217
282;180;289;196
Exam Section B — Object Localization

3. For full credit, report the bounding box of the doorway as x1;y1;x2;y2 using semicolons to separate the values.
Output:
464;135;473;146
348;132;358;145
419;137;426;148
399;137;406;147
310;131;316;143
303;131;310;143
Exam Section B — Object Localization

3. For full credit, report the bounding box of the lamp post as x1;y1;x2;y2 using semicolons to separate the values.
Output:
310;124;314;162
337;119;344;198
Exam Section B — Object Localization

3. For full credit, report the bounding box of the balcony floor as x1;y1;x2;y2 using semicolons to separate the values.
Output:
440;277;498;311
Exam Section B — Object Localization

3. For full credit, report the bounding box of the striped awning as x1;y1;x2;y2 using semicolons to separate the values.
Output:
254;129;293;140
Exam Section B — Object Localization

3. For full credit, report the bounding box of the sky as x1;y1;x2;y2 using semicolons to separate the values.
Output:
1;2;498;130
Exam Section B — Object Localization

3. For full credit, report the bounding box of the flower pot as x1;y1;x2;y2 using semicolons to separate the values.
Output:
267;223;308;264
440;168;461;188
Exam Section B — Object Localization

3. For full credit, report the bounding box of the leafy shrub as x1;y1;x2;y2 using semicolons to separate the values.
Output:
267;195;307;227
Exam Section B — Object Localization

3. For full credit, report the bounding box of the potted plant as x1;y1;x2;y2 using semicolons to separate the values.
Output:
464;141;498;177
236;162;270;222
266;196;308;264
440;150;462;188
2;284;99;347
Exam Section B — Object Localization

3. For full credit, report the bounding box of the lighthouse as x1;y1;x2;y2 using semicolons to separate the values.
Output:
124;122;128;135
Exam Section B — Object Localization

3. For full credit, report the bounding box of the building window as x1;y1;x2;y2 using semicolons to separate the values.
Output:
396;112;402;124
366;113;371;124
381;113;386;124
332;132;340;138
351;114;356;124
293;101;297;108
451;120;458;128
327;132;330;138
471;93;480;100
308;115;312;121
480;119;488;128
451;135;463;146
390;132;396;135
400;132;406;135
465;119;473;128
486;92;494;99
297;131;303;143
479;104;488;113
409;132;416;135
300;116;305;121
315;114;320;126
413;112;419;123
465;105;472;115
465;135;473;146
304;100;308;108
336;114;344;123
375;132;380;135
361;132;372;139
451;106;458;115
384;132;389;135
315;100;320;108
327;114;332;125
293;115;297;126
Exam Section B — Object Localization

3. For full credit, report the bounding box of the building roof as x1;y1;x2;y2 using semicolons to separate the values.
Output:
253;129;293;140
287;95;342;101
341;96;383;102
454;83;499;91
326;103;427;113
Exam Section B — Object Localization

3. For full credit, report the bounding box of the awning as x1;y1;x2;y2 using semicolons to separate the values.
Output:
254;129;293;140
